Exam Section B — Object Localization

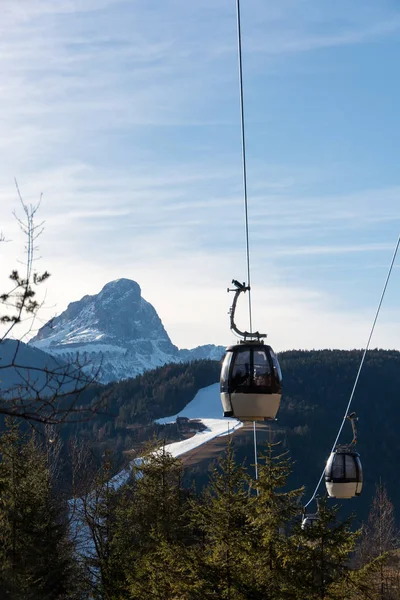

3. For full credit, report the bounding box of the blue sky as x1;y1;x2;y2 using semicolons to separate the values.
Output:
1;0;400;350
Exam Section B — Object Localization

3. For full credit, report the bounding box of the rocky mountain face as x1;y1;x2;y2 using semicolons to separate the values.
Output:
29;279;225;383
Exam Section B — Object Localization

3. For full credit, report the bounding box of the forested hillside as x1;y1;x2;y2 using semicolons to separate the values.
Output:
62;359;221;457
277;349;400;525
57;348;400;526
3;348;398;524
1;349;400;598
2;421;393;599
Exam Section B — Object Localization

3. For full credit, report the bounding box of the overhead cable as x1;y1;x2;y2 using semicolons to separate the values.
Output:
304;235;400;509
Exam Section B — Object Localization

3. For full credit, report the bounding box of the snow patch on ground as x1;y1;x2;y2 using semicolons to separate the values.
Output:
112;384;241;490
157;383;227;423
158;382;242;456
70;383;242;558
164;418;242;457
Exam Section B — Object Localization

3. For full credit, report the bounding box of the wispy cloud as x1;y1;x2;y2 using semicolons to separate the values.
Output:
273;242;394;257
248;18;400;56
1;0;400;349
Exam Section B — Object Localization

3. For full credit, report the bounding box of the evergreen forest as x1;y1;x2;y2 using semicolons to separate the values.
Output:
1;418;400;599
59;349;400;525
1;348;400;598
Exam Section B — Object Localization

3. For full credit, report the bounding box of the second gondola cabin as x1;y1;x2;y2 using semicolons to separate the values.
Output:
324;447;363;499
301;513;319;530
220;341;282;421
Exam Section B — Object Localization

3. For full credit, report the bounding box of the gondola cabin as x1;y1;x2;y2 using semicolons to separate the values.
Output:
324;447;363;499
220;342;282;421
301;513;319;530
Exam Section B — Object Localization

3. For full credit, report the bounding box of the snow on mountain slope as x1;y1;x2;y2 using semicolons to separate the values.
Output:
29;279;225;383
156;383;241;456
110;383;242;491
159;383;242;456
70;383;241;559
163;418;242;458
157;382;227;423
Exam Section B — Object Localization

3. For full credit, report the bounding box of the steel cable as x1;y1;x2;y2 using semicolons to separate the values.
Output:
235;0;252;334
304;235;400;509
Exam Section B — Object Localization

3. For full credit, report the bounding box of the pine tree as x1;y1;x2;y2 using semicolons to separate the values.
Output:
290;497;359;600
0;419;78;599
246;441;304;599
185;437;253;600
111;445;191;600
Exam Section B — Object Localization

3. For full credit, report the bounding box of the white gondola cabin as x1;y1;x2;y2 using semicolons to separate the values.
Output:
324;447;363;499
220;341;282;421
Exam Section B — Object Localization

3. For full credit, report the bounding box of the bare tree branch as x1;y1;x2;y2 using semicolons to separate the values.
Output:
0;185;108;426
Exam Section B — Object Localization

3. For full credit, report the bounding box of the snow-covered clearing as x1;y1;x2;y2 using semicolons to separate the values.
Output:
164;418;241;457
111;383;242;489
157;382;228;423
157;383;242;457
70;383;242;560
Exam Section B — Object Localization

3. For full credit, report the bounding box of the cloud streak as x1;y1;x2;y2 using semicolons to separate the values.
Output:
1;0;400;349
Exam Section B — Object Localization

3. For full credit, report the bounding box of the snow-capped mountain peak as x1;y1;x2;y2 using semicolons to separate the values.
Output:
29;279;224;383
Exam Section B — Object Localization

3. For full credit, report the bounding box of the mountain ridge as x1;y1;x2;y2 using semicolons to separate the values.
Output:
29;278;225;383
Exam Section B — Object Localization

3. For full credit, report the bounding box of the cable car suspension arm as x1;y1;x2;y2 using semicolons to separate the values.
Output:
346;412;358;446
228;279;266;340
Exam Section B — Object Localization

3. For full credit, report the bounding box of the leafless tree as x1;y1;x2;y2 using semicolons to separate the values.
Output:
0;184;107;426
68;439;123;599
356;482;400;599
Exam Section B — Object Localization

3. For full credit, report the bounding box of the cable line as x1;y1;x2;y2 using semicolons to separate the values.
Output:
235;0;252;334
304;235;400;509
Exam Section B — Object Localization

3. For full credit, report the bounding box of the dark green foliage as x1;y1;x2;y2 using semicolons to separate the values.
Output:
80;446;192;599
0;423;394;600
0;420;78;599
185;439;252;599
180;349;400;526
247;444;304;599
95;439;366;600
123;448;192;599
0;268;50;326
62;358;220;469
1;348;400;597
73;456;123;600
8;347;400;527
277;349;400;525
290;499;359;599
107;358;220;423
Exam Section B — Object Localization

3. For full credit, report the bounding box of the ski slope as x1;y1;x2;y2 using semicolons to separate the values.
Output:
157;382;242;456
71;383;242;558
158;382;232;423
110;383;242;490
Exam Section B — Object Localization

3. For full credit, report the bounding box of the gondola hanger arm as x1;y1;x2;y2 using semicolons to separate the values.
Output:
228;279;266;341
346;412;358;446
